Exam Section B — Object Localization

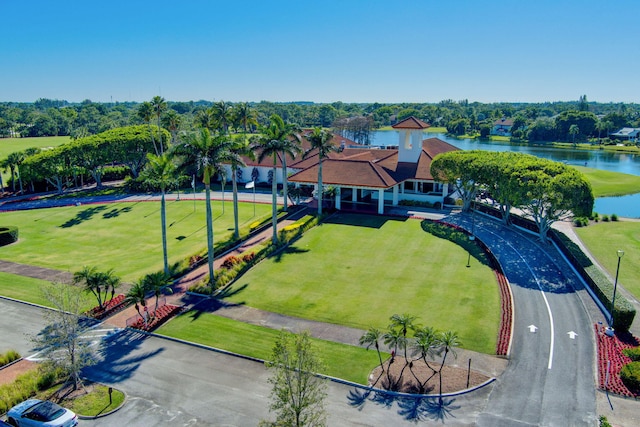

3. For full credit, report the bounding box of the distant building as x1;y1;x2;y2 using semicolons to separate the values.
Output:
610;127;640;142
490;118;514;136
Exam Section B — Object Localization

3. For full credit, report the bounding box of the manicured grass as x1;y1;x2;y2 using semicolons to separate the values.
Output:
0;136;70;186
0;272;95;310
575;221;640;300
222;213;500;354
157;312;386;384
574;166;640;198
0;200;271;281
60;384;125;417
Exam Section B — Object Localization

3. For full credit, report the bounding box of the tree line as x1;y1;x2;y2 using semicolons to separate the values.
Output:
2;95;639;144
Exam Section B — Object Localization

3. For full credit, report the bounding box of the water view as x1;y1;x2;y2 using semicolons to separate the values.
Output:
370;131;640;217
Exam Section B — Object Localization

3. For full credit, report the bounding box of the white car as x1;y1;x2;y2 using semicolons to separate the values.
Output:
6;399;78;427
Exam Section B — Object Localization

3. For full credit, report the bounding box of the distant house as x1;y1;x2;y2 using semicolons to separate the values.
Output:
490;118;514;136
610;127;640;142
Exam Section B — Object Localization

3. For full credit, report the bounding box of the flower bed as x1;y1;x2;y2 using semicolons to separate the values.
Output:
595;323;640;397
85;294;127;320
495;270;512;356
128;304;183;332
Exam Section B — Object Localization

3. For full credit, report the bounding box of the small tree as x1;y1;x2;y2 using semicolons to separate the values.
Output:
359;327;385;383
263;330;327;427
32;282;95;390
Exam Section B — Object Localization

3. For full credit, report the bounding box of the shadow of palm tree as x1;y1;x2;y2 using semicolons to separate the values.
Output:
272;245;310;263
60;205;107;228
102;206;132;219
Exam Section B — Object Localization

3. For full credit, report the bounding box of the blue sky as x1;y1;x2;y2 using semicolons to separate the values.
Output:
2;0;639;104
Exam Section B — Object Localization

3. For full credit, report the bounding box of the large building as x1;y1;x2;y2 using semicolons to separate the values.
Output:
227;116;460;214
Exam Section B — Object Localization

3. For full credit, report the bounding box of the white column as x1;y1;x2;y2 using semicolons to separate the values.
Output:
378;189;384;214
335;187;341;210
392;185;399;206
352;188;358;202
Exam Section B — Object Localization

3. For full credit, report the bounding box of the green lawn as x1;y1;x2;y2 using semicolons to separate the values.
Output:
0;199;271;281
222;213;500;354
0;136;70;187
157;312;386;384
574;166;640;198
0;271;94;311
575;221;640;300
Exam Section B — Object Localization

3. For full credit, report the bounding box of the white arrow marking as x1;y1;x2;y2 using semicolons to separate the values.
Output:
567;331;578;340
528;325;538;333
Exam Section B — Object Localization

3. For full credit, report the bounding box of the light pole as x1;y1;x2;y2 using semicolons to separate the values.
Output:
609;249;625;328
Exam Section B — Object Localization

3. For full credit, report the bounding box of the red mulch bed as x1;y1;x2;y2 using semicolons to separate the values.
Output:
85;294;127;320
128;304;183;332
595;323;640;397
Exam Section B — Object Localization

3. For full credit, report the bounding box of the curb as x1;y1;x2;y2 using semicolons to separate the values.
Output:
76;388;127;420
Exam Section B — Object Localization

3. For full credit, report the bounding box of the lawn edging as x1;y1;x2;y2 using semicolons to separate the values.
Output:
142;328;497;398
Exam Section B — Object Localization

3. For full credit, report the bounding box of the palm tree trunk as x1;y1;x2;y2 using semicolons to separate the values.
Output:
205;183;215;288
17;168;23;194
271;161;278;244
232;167;239;239
317;159;323;216
282;153;288;212
160;190;169;275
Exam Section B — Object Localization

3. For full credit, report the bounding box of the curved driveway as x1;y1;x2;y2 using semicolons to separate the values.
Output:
445;213;598;426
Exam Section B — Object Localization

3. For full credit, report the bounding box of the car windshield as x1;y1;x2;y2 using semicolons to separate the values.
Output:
25;401;66;421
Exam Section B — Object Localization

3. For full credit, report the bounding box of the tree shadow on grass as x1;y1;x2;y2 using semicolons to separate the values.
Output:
323;213;407;229
102;206;132;219
59;205;107;228
347;387;460;423
180;284;249;322
271;245;310;263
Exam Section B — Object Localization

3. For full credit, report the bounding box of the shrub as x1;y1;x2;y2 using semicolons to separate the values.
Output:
0;365;63;414
573;217;589;227
620;361;640;392
611;213;618;221
0;349;20;367
623;347;640;362
599;416;612;427
602;214;609;222
102;165;131;181
0;226;18;246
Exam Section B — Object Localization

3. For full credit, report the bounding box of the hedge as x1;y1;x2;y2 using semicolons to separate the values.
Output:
620;361;640;392
0;226;18;246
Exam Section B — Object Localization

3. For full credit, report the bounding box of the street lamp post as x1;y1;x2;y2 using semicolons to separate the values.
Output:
609;250;625;328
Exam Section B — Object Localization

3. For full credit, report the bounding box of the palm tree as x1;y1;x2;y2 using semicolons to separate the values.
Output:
410;326;441;393
173;128;241;288
569;124;579;146
142;271;173;317
359;327;385;382
211;100;233;134
125;280;148;326
388;313;417;388
254;115;301;243
138;101;159;155
73;266;100;306
232;102;257;134
382;327;406;390
4;151;25;193
229;138;254;239
140;152;177;275
303;128;339;215
162;109;182;145
194;108;216;130
151;96;167;154
438;330;460;403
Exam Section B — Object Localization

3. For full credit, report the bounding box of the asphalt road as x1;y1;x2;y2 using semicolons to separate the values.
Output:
447;214;597;426
0;298;490;426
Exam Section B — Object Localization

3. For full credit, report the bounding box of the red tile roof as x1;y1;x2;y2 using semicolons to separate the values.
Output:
391;116;431;130
289;137;459;188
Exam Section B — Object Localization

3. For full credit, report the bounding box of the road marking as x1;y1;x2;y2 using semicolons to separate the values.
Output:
567;331;578;340
464;220;555;370
528;324;538;333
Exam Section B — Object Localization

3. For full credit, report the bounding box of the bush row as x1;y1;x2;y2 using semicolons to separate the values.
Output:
0;226;18;246
620;361;640;393
0;365;63;415
0;349;20;367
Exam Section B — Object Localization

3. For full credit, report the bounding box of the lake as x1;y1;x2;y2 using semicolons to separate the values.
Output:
369;131;640;218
